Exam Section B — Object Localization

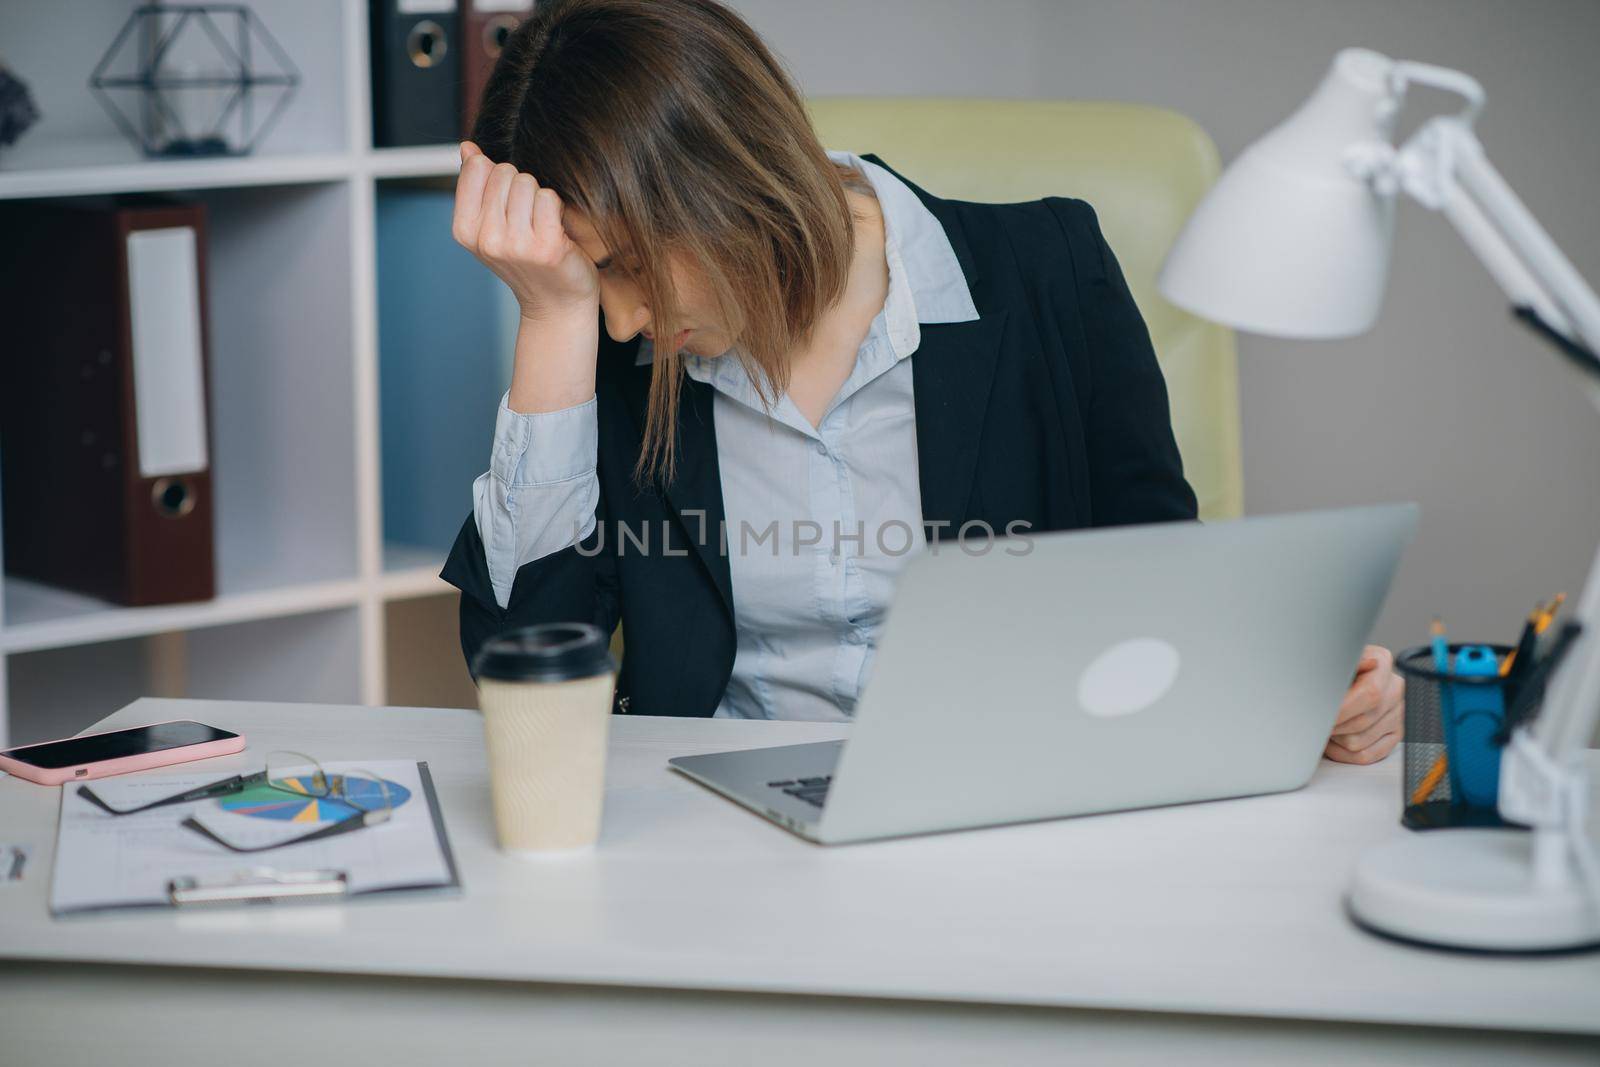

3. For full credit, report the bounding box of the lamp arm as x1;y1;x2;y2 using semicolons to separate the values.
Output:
1438;168;1575;338
1397;118;1600;353
1450;134;1600;354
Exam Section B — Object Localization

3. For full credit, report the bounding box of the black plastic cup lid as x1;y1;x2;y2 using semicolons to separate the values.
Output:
472;622;616;682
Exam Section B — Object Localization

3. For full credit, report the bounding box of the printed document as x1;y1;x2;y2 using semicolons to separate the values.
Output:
51;760;456;914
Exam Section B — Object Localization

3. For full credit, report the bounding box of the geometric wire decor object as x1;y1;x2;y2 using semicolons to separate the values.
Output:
90;3;299;158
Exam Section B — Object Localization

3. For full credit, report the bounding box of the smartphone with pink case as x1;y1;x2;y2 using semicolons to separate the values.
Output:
0;720;245;786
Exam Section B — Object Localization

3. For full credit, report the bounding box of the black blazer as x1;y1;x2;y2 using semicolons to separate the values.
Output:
441;155;1199;715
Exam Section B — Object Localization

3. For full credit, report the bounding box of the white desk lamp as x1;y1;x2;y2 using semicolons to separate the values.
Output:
1159;47;1600;951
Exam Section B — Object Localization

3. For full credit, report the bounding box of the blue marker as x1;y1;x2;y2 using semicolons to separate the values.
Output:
1447;644;1506;808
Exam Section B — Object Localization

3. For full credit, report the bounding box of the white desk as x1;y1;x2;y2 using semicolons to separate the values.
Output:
2;697;1597;1066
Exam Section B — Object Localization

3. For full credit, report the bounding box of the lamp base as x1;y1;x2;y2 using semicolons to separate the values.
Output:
1348;829;1600;952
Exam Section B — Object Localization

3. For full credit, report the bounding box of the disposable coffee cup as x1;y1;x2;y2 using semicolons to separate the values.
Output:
472;622;617;853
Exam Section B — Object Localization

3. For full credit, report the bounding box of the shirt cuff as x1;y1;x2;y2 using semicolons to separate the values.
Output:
491;391;598;487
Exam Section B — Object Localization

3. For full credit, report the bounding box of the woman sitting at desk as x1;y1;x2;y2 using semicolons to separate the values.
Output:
439;0;1404;764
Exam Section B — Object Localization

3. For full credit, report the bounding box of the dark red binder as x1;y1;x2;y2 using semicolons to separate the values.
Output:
370;0;463;147
461;0;534;139
0;200;217;607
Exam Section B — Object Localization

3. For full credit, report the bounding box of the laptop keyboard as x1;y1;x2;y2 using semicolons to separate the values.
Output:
767;776;832;808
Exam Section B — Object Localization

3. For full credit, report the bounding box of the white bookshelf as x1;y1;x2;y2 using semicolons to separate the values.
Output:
0;0;482;747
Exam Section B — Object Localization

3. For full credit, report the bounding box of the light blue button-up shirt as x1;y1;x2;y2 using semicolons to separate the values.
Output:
472;150;979;721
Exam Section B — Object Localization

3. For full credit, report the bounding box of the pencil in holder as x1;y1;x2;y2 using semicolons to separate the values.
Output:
1393;643;1520;831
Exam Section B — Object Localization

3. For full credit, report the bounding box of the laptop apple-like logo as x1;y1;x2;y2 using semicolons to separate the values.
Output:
1077;638;1181;718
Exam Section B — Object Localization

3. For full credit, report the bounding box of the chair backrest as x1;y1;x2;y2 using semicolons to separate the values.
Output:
808;97;1244;520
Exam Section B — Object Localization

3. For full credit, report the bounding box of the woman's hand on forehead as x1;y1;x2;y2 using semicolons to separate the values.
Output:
452;141;600;323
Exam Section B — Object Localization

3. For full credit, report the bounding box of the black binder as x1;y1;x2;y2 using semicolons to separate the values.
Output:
370;0;462;147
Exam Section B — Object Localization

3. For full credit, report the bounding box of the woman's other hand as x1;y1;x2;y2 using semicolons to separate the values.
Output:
452;141;599;323
1324;644;1404;764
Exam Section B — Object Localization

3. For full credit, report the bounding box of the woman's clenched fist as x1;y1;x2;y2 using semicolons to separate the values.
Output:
452;141;598;323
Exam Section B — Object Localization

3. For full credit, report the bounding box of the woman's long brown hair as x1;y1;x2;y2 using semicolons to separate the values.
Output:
472;0;857;488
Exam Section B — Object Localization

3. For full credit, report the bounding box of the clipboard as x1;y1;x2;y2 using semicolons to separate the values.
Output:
51;761;461;915
168;867;350;906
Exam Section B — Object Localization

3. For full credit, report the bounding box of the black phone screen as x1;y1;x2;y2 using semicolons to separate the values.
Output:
1;721;238;769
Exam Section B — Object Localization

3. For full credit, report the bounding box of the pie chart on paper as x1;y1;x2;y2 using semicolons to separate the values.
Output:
217;774;411;822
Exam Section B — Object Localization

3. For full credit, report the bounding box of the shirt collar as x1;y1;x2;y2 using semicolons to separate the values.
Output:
634;149;977;378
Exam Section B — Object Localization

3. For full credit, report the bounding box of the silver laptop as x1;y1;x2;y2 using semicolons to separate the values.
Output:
669;504;1417;845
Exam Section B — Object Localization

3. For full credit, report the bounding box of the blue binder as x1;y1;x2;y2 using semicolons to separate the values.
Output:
377;187;520;556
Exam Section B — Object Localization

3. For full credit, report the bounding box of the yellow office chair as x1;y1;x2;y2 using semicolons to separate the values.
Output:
807;97;1245;522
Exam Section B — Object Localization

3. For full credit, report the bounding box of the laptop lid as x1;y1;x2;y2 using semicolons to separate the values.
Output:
814;504;1417;844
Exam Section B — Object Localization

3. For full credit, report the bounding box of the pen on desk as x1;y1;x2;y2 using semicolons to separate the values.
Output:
1410;619;1453;808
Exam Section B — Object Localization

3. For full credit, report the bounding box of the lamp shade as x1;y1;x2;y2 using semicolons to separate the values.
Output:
1159;48;1401;339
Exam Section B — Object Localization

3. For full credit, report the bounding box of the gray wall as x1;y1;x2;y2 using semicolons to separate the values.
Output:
729;0;1600;657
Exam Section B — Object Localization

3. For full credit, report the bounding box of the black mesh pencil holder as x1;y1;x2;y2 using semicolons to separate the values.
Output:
1394;643;1523;831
